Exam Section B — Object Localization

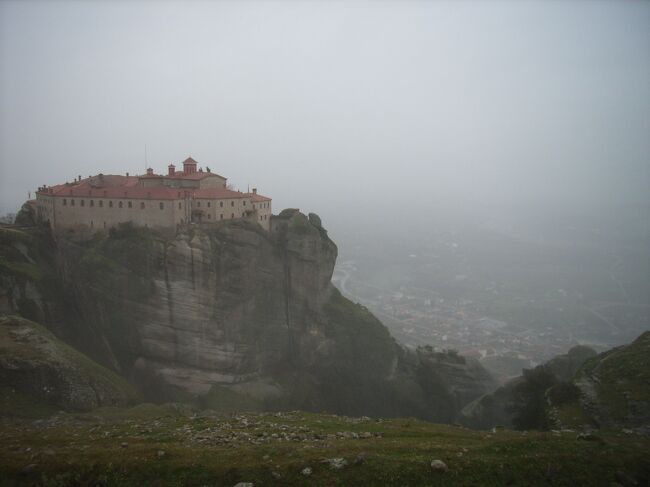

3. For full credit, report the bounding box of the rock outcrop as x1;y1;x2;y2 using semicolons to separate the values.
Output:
461;335;650;433
0;315;139;412
0;212;494;421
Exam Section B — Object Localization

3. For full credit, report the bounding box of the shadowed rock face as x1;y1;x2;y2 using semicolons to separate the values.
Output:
1;213;495;420
56;213;339;400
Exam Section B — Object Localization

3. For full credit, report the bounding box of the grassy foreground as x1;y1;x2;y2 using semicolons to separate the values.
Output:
0;405;648;486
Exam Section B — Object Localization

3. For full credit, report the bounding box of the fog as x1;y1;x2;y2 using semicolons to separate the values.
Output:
1;1;648;227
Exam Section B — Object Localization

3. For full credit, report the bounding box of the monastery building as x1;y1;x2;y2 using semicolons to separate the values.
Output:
35;157;272;232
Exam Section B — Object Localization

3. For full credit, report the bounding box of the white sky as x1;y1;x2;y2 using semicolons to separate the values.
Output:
1;0;648;230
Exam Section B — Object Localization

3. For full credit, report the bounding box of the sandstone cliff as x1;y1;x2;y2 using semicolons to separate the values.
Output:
0;212;494;421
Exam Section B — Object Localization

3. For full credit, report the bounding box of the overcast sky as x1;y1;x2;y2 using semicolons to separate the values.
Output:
1;1;648;233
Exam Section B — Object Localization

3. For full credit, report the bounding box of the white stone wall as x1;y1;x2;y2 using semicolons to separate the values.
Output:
36;193;272;232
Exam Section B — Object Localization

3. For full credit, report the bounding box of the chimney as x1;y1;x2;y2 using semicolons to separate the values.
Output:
168;164;175;176
252;188;257;194
146;167;154;176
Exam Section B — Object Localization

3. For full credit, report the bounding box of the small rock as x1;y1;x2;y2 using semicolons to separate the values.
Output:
20;464;37;475
325;457;348;470
233;483;253;487
355;452;369;465
157;450;166;458
430;459;448;472
271;471;282;479
301;467;312;476
576;433;602;442
121;442;129;448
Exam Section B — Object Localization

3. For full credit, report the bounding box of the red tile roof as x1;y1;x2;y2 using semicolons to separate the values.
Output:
168;171;226;180
247;192;272;202
36;174;270;202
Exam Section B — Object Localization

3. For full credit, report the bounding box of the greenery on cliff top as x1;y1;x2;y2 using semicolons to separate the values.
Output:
0;407;648;487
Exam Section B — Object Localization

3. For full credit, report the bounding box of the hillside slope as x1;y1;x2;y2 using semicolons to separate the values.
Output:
461;333;650;432
0;315;139;414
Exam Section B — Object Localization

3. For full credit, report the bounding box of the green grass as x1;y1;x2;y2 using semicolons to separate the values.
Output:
0;409;648;486
579;331;650;423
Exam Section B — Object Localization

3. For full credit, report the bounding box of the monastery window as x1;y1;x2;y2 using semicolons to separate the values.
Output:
128;201;132;208
109;201;113;208
220;214;223;220
231;201;234;207
178;202;182;209
80;200;85;207
90;200;94;207
260;216;262;221
159;202;164;210
71;199;75;206
208;214;212;219
197;202;201;207
231;213;234;219
220;201;223;208
243;201;246;206
252;204;255;209
140;202;145;209
63;199;67;206
99;200;103;207
118;201;123;208
207;202;211;207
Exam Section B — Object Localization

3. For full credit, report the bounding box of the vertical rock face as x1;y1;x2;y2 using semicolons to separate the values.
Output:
1;212;495;420
57;212;340;401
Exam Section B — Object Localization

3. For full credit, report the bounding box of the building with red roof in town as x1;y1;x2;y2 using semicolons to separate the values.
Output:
35;157;272;232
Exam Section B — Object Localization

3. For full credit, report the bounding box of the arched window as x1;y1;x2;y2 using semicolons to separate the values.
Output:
243;201;246;206
71;199;75;206
80;200;85;207
231;213;234;219
231;201;234;207
63;199;67;206
220;214;223;219
197;201;201;207
140;202;145;209
90;200;94;207
207;202;211;207
178;202;181;209
118;201;123;208
159;202;164;210
128;201;132;208
99;200;103;207
220;201;223;207
109;201;113;208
